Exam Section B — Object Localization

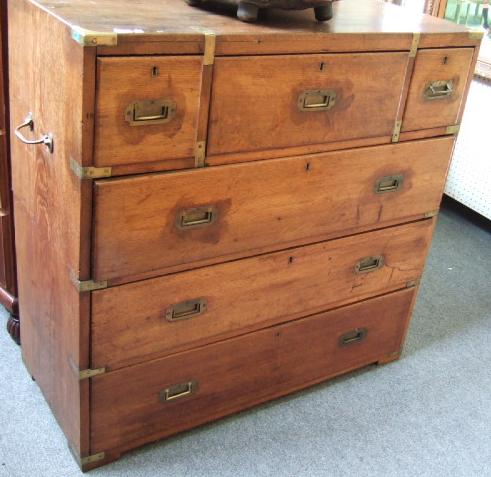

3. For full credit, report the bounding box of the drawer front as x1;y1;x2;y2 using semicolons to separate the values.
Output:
402;48;474;132
93;137;452;283
94;56;202;168
91;288;415;453
91;220;432;370
207;53;408;157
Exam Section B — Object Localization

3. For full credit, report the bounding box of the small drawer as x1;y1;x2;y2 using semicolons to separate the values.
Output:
207;52;408;158
94;56;202;168
90;288;415;454
92;137;453;283
91;219;432;370
402;48;474;132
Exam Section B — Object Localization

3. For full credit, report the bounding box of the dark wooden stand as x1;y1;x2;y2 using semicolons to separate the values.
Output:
0;1;19;345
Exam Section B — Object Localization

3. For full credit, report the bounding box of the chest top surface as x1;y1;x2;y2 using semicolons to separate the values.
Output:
31;0;471;38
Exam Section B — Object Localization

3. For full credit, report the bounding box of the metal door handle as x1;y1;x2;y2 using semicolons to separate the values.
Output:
14;113;54;153
298;89;337;111
355;255;384;274
165;298;207;322
425;80;453;100
177;206;217;230
160;381;198;403
375;175;404;194
124;99;176;126
339;328;368;346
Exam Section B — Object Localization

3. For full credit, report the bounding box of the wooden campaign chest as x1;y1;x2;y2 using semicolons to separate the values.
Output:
8;0;480;470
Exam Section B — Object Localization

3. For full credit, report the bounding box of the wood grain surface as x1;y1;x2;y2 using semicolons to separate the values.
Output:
21;0;479;57
402;47;474;132
94;56;202;168
93;137;452;283
91;219;433;370
8;0;93;457
208;52;407;156
91;287;415;454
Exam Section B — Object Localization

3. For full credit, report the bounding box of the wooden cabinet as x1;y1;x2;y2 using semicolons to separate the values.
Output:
8;0;479;470
0;0;19;344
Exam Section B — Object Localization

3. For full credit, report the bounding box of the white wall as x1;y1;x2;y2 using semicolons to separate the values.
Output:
445;79;491;219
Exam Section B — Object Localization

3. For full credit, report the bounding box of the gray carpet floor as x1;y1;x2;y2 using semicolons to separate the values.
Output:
0;202;490;477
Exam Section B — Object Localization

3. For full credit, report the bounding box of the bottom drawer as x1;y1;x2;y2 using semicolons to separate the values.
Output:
91;287;416;454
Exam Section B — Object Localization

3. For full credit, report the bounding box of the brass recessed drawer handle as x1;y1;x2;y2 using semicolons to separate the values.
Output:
165;298;207;322
375;174;404;194
124;99;176;126
339;328;367;346
177;206;217;230
355;255;384;274
14;113;54;153
298;89;336;111
160;381;198;403
425;80;453;100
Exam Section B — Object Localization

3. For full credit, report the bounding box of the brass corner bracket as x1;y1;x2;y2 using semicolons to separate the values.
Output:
70;273;108;293
203;31;216;66
406;279;420;288
392;120;402;143
194;140;206;167
80;452;106;467
445;124;460;135
424;210;439;218
68;357;106;381
78;367;106;380
68;444;106;470
469;30;484;40
71;27;118;47
409;33;420;58
70;159;112;180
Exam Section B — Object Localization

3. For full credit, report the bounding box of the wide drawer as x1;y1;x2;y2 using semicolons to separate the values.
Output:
93;137;452;283
207;52;408;158
94;56;202;169
91;287;415;454
402;48;474;132
91;219;432;370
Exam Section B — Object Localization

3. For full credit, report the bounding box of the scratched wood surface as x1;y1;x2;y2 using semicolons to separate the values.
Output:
93;137;452;284
91;288;416;455
25;0;477;55
208;52;407;157
91;219;433;370
8;0;93;458
94;56;203;168
402;47;475;132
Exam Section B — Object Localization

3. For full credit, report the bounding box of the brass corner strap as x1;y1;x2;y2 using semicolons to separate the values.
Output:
70;273;108;293
409;33;420;58
446;124;460;135
71;27;118;47
195;141;206;168
194;31;216;168
469;30;484;40
68;358;106;381
80;453;106;466
70;159;112;180
425;209;439;218
78;367;106;380
68;444;106;469
391;120;402;143
203;31;216;66
406;279;420;288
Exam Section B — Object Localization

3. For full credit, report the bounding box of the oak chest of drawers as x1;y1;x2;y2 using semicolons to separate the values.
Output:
8;0;480;470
